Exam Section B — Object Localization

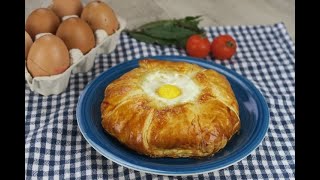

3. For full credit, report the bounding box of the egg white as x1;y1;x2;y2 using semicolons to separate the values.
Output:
141;71;200;106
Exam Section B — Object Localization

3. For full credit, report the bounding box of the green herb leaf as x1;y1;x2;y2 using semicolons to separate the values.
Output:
184;16;202;21
126;16;204;48
128;31;175;46
143;23;198;40
176;37;189;49
137;20;172;31
175;16;204;34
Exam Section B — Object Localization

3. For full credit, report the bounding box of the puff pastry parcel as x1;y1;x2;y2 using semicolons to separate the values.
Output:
101;59;240;158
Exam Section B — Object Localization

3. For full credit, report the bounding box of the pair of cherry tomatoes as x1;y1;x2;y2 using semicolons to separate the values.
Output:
186;34;237;60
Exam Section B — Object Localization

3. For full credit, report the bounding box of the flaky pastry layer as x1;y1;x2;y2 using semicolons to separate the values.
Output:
101;59;240;158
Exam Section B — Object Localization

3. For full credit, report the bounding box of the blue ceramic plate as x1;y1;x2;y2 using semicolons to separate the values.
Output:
76;56;269;176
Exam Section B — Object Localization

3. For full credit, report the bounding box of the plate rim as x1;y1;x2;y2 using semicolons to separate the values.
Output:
76;55;270;176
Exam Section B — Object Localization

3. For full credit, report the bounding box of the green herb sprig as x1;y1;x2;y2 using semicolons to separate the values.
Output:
126;16;204;48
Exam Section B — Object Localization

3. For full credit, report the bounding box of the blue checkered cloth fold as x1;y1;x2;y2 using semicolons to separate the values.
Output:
25;22;295;179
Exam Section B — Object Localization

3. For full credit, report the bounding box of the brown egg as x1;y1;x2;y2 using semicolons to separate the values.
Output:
51;0;83;18
26;8;60;40
25;31;33;59
27;34;70;77
81;0;119;35
56;17;95;54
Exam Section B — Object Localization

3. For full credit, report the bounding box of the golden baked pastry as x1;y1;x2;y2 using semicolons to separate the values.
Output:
101;59;240;158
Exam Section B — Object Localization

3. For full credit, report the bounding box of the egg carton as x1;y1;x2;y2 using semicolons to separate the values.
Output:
25;15;126;96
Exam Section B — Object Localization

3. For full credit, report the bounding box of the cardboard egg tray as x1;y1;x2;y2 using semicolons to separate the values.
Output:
25;15;126;96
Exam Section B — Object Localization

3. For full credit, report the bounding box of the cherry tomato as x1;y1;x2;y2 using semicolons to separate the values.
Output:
211;35;237;60
186;34;210;58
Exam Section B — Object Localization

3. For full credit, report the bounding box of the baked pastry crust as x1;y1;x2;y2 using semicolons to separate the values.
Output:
101;59;240;158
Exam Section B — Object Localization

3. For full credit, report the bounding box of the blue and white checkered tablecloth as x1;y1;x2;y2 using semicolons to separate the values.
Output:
25;22;295;179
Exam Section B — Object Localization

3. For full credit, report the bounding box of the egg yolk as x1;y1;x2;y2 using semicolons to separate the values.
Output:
156;84;181;99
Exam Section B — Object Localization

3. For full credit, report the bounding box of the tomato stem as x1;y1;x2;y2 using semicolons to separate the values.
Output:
226;41;235;48
199;33;207;39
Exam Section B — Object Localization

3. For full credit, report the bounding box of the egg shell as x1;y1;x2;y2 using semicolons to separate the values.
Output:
25;16;126;96
25;31;33;59
81;0;119;35
56;17;95;54
25;8;60;40
27;34;70;77
51;0;83;18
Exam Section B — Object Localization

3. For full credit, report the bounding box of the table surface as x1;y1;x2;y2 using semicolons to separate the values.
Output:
25;0;295;41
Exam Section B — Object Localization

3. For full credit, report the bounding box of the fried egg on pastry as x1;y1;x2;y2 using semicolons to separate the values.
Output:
101;59;240;158
141;71;200;106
